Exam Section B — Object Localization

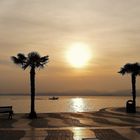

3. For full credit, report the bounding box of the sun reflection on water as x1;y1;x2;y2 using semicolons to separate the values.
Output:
71;98;85;112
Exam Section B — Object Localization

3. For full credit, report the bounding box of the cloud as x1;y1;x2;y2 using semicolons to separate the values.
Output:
0;0;140;93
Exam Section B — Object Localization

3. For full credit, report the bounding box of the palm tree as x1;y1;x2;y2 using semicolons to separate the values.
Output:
118;62;140;112
11;52;49;119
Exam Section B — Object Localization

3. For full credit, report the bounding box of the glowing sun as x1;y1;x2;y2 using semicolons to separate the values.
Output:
66;43;92;68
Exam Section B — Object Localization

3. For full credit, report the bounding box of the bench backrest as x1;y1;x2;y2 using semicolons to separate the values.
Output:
0;106;12;112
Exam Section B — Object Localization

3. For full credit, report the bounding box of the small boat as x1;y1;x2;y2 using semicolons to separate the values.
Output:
49;96;59;100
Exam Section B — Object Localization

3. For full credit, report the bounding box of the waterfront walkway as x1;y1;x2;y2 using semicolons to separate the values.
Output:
0;107;140;140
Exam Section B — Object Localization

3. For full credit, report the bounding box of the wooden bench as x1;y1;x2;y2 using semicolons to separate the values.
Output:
0;106;13;119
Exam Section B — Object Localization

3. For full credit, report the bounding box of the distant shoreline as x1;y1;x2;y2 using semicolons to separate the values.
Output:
1;89;140;96
0;93;139;96
1;88;140;96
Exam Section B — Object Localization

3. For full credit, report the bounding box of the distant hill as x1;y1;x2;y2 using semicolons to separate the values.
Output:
44;89;140;96
1;89;140;96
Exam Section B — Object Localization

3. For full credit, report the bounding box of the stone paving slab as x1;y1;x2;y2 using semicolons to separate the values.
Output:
0;107;140;128
92;129;129;140
132;128;140;134
0;127;140;140
0;107;140;140
0;130;25;140
82;138;99;140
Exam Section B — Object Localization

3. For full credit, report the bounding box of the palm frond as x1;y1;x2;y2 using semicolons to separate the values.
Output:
118;68;126;75
28;52;40;61
40;56;49;62
38;63;45;69
119;62;140;76
11;52;49;70
11;56;20;64
40;55;49;67
17;53;26;61
22;63;30;70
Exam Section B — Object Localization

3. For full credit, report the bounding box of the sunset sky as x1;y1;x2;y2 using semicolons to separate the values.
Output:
0;0;140;95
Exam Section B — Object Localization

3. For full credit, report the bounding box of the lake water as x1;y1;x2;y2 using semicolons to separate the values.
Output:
0;95;140;113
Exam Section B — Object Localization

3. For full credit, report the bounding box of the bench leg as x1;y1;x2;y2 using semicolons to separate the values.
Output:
9;112;13;119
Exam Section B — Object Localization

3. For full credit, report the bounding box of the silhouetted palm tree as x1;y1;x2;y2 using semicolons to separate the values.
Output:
118;63;140;112
11;52;49;118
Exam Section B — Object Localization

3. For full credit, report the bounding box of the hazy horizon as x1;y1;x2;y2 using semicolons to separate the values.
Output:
1;89;140;96
1;0;140;95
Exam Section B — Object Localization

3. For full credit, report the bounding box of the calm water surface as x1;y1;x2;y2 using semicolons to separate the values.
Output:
0;96;140;113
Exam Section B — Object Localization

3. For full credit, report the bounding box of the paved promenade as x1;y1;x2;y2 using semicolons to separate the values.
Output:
0;107;140;140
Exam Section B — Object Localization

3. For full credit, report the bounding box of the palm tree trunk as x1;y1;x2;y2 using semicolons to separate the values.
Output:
131;74;136;112
29;66;37;118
